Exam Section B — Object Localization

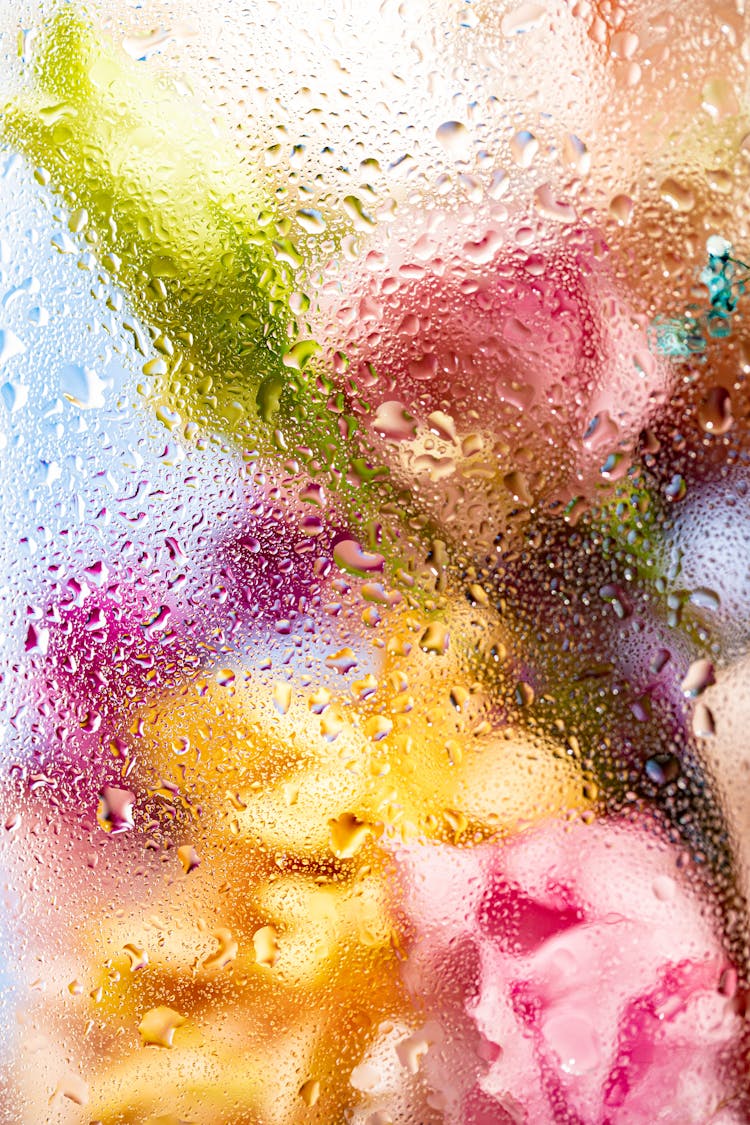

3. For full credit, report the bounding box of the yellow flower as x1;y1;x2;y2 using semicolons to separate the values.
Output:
42;595;592;1122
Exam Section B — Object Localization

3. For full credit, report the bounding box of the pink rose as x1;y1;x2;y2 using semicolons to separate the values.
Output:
394;818;746;1123
317;218;672;504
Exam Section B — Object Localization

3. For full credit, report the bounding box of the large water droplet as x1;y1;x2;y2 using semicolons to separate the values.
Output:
542;1013;600;1075
501;3;547;36
436;120;470;158
97;786;135;834
334;540;385;576
60;363;106;409
372;400;417;441
138;1006;185;1049
681;659;716;699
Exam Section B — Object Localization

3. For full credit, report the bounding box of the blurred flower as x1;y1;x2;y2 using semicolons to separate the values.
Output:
316;217;672;524
394;817;745;1124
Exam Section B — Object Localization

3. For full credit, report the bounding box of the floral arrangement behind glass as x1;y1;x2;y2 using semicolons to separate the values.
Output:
1;2;749;1121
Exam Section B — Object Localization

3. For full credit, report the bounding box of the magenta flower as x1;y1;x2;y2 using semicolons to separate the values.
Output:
394;818;746;1123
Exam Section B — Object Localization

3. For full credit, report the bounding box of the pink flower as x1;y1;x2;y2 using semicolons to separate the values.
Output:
394;818;746;1123
318;219;672;502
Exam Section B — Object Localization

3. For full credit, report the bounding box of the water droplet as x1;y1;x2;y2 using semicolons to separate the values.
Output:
542;1013;600;1075
534;183;576;224
142;357;168;378
51;1072;89;1106
352;674;379;702
720;968;738;998
0;329;26;366
299;1079;321;1107
610;30;639;59
203;927;238;971
27;306;48;326
51;230;77;255
97;786;135;834
562;133;590;176
599;583;631;619
308;687;332;714
365;715;393;741
689;588;721;612
489;169;510;199
123;943;149;972
652;875;676;901
503;470;533;505
334;540;385;577
464;230;503;265
325;646;358;674
299;483;325;507
707;167;733;193
396;1032;431;1074
343;195;375;230
122;27;175;60
142;604;171;637
427;411;457;442
645;755;680;786
436;120;470;158
468;583;489;606
372;401;416;441
680;659;716;698
329;812;373;858
177;844;200;873
272;682;293;715
420;622;449;655
25;622;49;655
350;1062;381;1092
510;130;539;168
660;178;695;213
409;353;438;381
665;473;686;502
1;379;28;413
702;76;739;120
67;208;88;234
253;925;279;968
300;514;324;537
296;207;326;234
138;1006;185;1049
649;649;671;675
282;339;320;371
501;2;547;35
697;387;732;434
609;193;634;225
692;702;716;739
60;363;106;409
583;411;620;451
515;681;535;707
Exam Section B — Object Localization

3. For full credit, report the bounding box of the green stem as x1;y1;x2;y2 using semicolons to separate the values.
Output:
2;6;355;474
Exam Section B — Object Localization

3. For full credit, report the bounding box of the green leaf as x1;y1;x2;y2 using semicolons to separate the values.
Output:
2;6;347;462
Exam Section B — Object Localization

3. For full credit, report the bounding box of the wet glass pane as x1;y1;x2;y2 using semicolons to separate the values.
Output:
0;1;748;1121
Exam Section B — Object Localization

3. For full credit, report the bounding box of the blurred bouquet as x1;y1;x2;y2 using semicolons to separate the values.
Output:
0;1;749;1122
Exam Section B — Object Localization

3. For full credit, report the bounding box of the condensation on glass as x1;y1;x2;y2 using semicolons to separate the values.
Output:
0;1;748;1122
